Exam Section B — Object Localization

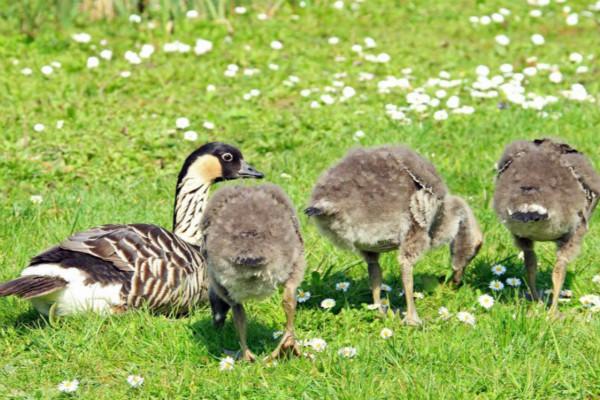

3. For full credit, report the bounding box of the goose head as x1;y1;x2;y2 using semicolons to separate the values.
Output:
177;142;264;186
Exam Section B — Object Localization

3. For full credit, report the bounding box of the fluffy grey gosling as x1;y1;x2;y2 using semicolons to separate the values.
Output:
494;138;600;316
306;146;482;326
201;184;305;361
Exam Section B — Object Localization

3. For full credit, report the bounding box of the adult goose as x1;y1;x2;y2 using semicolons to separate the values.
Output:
0;142;263;317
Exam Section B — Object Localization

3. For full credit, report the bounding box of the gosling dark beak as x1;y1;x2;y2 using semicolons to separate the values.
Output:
238;160;264;179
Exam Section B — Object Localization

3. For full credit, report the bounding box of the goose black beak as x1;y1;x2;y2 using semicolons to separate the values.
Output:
238;160;264;179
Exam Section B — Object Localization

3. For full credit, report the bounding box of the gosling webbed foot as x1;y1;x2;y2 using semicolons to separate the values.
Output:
265;332;302;361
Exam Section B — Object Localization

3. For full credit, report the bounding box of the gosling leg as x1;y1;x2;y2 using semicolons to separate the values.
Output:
232;304;256;362
361;251;384;313
398;229;430;326
514;236;540;301
267;282;302;360
549;224;586;318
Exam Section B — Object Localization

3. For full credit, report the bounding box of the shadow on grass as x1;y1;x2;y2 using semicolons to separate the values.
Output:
189;316;278;358
1;308;50;332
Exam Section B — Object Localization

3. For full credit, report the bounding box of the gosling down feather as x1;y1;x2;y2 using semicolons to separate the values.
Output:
201;184;305;361
493;138;600;316
306;146;482;325
0;143;263;317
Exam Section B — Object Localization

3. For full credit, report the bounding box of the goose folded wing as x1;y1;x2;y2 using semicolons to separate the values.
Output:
60;224;196;275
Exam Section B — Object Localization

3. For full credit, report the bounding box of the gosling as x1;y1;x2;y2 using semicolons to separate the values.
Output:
493;138;600;316
306;146;482;325
201;184;305;361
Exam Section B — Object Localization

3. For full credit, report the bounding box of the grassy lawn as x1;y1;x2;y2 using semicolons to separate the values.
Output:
1;0;600;398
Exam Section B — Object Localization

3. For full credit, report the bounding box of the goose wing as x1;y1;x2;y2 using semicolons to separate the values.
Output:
60;224;206;308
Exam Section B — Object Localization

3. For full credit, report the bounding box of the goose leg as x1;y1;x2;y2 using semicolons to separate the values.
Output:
232;304;256;362
549;224;586;318
267;282;302;360
209;287;231;329
514;236;539;301
48;303;59;326
361;251;383;312
398;230;430;326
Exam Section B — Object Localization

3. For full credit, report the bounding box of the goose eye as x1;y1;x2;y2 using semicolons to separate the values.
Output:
222;153;233;162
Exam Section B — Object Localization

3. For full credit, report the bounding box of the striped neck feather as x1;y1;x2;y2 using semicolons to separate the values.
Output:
173;176;210;246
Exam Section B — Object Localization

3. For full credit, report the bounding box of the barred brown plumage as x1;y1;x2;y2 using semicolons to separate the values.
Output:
0;142;263;317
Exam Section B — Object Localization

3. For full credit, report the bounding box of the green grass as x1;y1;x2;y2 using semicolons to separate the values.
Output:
1;0;600;398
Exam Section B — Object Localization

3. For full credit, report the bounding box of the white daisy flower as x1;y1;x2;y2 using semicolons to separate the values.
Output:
531;34;545;46
438;306;451;320
21;67;33;76
308;338;327;352
446;96;460;109
560;289;573;298
335;281;350;292
549;71;563;83
234;6;247;14
414;292;424;299
120;71;131;78
30;195;43;204
489;280;504;291
127;375;144;388
272;330;284;339
380;284;392;292
433;110;449;121
270;40;283;50
364;37;376;48
56;120;64;129
194;39;213;55
456;311;476;326
366;303;380;310
380;298;390;307
351;44;363;53
257;13;268;20
338;346;357;358
72;32;91;43
328;36;340;45
566;13;578;26
376;53;391;63
478;294;494;309
333;1;344;9
206;84;216;92
58;379;79;393
592;274;600;284
491;264;507;276
100;49;112;60
41;65;53;75
480;15;491;25
506;277;521;287
176;117;190;130
320;94;335;105
219;356;235;371
380;328;393;339
139;44;155;58
124;51;141;64
297;289;311;303
86;56;100;69
183;131;198;141
491;13;504;23
500;64;513;74
268;63;279;71
320;298;336;310
202;121;215;130
579;294;600;308
33;123;45;132
569;52;583;63
495;34;510;46
530;9;542;17
186;10;199;19
129;14;142;23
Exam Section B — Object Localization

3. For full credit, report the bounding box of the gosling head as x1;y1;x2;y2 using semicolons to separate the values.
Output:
440;195;483;285
177;142;264;186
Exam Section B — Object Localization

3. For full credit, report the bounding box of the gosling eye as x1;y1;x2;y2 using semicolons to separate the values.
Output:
222;153;233;162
